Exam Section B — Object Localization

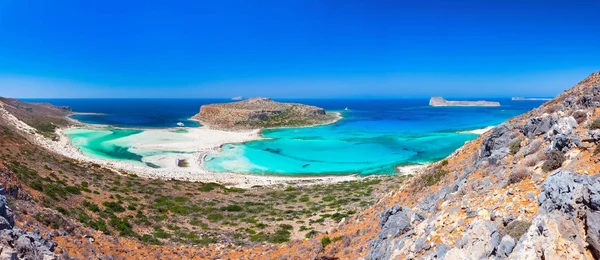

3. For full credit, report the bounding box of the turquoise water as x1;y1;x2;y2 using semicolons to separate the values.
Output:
67;128;144;162
35;98;546;176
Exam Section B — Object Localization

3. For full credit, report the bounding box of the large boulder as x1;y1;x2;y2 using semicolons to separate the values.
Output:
522;115;557;137
480;123;515;161
370;205;414;260
444;220;500;259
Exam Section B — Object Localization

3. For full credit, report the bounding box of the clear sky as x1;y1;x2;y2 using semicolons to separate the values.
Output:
0;0;599;98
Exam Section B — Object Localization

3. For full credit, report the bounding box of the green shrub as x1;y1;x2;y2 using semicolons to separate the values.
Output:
542;151;566;172
321;236;332;247
590;118;600;130
102;201;126;213
279;224;293;231
440;160;448;167
220;204;243;212
509;138;523;155
505;220;531;239
595;145;600;155
82;201;100;212
198;182;224;192
64;186;82;195
141;234;161;245
421;169;448;186
207;213;223;222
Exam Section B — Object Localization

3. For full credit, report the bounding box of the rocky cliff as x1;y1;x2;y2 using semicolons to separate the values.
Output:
193;97;339;130
430;97;501;107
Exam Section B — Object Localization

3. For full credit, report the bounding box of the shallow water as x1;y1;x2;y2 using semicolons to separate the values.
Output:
36;98;546;176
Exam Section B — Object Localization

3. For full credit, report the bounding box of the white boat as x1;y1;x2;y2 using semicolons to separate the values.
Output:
344;107;349;111
176;122;185;127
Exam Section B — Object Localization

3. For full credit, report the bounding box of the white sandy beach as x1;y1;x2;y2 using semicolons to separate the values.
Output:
1;106;420;188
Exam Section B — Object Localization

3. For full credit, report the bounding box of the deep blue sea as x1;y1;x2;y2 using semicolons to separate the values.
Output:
25;98;546;176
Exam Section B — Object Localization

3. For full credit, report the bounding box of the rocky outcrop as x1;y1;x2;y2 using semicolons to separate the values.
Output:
429;97;500;107
193;97;339;130
370;205;414;260
509;170;600;259
0;184;58;259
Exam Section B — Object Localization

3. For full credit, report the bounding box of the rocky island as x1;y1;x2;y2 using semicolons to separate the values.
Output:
193;97;340;130
429;96;501;107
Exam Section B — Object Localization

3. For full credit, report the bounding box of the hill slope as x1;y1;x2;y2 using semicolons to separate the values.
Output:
0;72;599;259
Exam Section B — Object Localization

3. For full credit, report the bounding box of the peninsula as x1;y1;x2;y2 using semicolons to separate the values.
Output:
193;97;340;130
429;96;501;107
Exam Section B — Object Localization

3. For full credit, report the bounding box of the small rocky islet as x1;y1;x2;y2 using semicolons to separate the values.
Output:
192;97;340;130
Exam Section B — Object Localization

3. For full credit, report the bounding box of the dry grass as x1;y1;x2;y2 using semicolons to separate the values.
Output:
508;167;531;185
572;110;588;124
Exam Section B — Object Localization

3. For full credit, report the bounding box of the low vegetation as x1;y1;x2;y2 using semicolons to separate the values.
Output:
504;220;531;240
591;118;600;130
508;167;531;185
542;150;566;172
509;138;523;155
0;126;406;246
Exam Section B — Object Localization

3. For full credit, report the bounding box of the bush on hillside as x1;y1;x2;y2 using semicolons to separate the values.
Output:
572;110;588;124
509;138;523;155
508;167;531;185
591;118;600;130
505;220;531;240
542;150;566;172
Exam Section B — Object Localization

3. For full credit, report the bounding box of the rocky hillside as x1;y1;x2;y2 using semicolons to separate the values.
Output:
214;71;600;259
0;72;599;259
321;71;600;259
193;97;339;130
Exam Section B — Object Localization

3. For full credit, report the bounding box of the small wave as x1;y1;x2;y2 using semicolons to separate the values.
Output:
457;126;494;135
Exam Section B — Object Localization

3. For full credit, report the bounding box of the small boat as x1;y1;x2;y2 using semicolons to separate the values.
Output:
176;122;185;127
344;107;349;111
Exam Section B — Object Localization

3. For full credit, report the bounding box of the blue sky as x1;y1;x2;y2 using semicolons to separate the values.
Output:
0;0;599;98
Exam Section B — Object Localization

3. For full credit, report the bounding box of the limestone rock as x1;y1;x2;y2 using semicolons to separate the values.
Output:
370;205;414;260
496;235;516;258
445;220;499;259
522;116;557;137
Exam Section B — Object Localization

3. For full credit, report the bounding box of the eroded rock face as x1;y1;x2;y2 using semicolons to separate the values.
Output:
370;205;414;260
0;184;58;260
445;220;500;259
480;123;516;163
509;171;600;259
522;115;557;138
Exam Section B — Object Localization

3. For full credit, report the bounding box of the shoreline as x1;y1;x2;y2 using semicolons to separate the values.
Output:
2;106;425;187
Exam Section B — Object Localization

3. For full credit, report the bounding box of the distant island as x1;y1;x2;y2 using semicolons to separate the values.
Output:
511;97;552;101
429;97;501;107
231;96;244;101
193;97;340;130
